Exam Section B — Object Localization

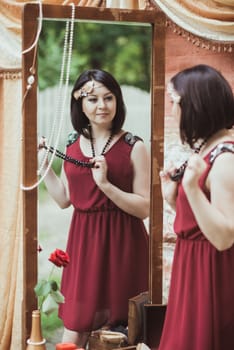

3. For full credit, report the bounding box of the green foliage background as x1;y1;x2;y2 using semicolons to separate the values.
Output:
38;20;152;92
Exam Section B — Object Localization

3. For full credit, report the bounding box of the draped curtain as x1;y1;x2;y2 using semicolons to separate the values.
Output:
154;0;234;42
0;0;233;349
0;70;23;349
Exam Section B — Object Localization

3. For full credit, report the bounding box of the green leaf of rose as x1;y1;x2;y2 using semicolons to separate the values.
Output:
41;293;58;315
51;290;65;304
34;280;52;297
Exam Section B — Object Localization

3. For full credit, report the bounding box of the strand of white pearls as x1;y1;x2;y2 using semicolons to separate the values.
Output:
38;14;71;175
21;1;43;109
21;3;75;191
22;1;43;56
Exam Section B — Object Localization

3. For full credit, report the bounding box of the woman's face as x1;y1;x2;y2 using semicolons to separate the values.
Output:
82;80;117;129
167;82;181;124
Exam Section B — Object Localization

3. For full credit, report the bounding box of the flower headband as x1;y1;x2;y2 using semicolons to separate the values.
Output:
167;83;181;104
73;79;103;100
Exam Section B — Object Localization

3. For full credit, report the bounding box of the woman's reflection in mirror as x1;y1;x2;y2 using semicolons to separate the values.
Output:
38;69;150;347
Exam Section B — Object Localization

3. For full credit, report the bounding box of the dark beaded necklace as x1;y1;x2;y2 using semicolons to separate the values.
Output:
42;131;113;168
170;139;207;182
43;145;94;168
89;129;113;157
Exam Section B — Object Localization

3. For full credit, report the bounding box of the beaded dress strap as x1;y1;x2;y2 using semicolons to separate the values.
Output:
209;142;234;164
66;130;79;146
124;132;143;146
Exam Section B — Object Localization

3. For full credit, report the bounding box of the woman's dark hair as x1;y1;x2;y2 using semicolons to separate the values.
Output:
171;64;234;148
70;69;126;137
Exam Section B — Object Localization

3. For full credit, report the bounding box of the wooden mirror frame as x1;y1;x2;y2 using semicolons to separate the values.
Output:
22;3;165;341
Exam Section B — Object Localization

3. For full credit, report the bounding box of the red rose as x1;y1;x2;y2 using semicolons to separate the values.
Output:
49;249;70;268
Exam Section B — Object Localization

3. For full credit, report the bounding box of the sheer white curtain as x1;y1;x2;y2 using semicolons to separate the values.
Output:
0;70;23;349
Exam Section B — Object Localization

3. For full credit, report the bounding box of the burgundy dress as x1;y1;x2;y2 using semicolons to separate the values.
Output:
158;142;234;350
58;132;149;332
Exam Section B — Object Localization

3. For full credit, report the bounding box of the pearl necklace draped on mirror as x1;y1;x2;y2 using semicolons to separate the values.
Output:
21;3;75;190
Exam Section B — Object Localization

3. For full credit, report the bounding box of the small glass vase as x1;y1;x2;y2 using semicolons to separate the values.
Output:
26;310;46;350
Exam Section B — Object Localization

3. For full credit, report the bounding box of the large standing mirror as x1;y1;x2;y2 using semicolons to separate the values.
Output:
22;3;165;344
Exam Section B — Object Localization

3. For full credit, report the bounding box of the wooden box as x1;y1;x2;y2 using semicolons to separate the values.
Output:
88;331;128;350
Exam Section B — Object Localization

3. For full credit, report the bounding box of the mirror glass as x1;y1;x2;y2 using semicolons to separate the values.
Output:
37;18;152;340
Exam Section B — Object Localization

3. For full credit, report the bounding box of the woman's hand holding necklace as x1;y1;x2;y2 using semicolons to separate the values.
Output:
91;155;109;189
182;154;207;192
38;136;49;172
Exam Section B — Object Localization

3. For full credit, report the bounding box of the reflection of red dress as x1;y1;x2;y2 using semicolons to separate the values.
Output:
58;133;149;332
159;142;234;350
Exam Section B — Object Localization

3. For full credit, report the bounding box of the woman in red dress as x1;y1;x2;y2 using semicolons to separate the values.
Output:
159;64;234;350
39;69;150;347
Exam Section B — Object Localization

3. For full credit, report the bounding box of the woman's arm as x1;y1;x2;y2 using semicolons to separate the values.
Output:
183;153;234;251
41;165;71;209
38;144;71;209
91;141;150;219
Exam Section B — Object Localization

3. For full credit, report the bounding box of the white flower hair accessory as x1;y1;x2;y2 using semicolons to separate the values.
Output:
167;83;181;104
73;79;104;100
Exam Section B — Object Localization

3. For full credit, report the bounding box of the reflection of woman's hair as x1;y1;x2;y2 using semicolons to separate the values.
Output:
171;64;234;148
71;69;126;138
